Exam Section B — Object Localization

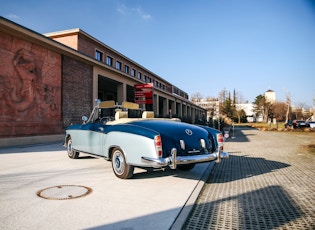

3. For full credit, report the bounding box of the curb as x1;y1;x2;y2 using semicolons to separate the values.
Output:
170;161;215;230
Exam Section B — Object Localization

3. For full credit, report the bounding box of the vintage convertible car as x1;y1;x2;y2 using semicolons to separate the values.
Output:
64;101;228;179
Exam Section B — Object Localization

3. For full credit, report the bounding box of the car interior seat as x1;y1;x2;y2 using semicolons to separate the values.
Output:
115;111;128;120
142;111;154;119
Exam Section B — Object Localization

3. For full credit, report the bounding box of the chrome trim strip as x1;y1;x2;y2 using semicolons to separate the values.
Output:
141;149;223;168
188;150;201;154
140;156;171;167
215;150;229;163
169;148;177;169
176;153;217;164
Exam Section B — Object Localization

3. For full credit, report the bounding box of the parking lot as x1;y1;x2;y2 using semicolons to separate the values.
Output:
0;127;314;230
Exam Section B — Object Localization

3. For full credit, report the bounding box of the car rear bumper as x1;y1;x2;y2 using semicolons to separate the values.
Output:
141;148;229;169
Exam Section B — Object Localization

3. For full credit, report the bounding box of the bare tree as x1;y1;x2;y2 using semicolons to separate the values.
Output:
273;102;287;122
218;88;228;103
191;92;203;102
237;91;246;104
285;92;291;123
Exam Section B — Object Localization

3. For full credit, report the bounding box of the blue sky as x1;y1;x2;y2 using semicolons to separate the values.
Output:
1;0;314;108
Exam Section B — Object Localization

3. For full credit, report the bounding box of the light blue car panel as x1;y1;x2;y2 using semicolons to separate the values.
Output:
67;129;103;155
103;131;158;166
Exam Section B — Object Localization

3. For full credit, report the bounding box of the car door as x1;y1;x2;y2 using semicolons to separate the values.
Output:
88;123;105;155
76;123;103;155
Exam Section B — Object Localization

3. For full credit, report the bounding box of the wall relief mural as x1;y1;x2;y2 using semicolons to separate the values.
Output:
0;33;62;137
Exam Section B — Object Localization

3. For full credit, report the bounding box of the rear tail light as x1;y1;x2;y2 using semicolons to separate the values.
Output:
217;133;224;150
154;135;163;157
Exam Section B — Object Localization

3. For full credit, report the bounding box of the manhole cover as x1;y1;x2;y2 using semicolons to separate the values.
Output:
37;185;92;200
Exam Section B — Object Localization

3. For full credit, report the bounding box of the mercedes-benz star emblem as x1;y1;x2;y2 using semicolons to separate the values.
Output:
185;129;193;135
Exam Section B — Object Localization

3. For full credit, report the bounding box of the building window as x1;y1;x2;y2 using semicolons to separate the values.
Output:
124;65;129;74
131;69;136;77
95;50;103;61
116;61;122;70
138;72;142;80
143;75;147;82
106;56;113;66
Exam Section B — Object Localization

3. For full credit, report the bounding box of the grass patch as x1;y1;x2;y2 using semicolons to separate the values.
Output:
235;122;314;132
246;122;285;129
302;144;315;155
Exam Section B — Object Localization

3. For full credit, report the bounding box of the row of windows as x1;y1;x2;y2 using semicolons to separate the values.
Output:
95;49;188;99
96;49;171;92
173;86;189;100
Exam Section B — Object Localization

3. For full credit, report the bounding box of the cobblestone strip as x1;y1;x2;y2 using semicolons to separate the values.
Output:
184;127;315;230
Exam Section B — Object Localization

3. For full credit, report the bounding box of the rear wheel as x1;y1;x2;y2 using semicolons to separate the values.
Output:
67;137;79;159
177;163;195;171
111;148;134;179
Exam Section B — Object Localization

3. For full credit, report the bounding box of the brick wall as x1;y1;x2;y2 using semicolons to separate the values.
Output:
62;55;93;128
77;34;95;58
0;32;63;137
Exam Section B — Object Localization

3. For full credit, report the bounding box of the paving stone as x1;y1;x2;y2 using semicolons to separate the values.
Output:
184;127;315;230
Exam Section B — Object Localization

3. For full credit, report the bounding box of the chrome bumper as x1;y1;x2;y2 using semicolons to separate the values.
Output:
141;148;229;169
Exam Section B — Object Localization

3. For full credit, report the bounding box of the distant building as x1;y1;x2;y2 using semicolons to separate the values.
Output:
235;103;260;122
265;89;276;104
193;98;263;123
192;98;220;121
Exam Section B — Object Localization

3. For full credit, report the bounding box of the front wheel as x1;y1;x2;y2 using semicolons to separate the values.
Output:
111;148;134;179
67;137;79;159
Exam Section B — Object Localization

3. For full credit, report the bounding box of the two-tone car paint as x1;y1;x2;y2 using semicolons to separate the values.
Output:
65;101;228;179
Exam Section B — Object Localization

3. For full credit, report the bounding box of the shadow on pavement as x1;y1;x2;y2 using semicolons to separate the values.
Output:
0;142;64;154
129;162;214;182
209;154;290;183
183;185;304;229
86;185;304;230
225;126;258;142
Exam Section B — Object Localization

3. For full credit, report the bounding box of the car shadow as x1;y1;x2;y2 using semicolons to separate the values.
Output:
225;126;258;142
132;166;208;180
131;153;290;182
77;155;97;160
207;154;290;183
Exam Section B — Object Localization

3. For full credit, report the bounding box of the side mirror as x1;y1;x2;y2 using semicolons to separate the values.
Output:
82;115;88;123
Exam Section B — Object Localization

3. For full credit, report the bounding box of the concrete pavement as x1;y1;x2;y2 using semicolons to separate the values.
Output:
0;142;214;230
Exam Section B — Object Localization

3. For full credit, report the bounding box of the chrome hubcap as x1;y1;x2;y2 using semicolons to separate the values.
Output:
67;140;72;156
114;151;125;175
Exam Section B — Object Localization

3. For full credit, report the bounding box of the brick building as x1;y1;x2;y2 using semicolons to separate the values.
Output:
0;17;206;146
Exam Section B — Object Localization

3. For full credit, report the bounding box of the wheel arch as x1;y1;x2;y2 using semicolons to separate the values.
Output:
108;145;122;160
65;133;71;144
